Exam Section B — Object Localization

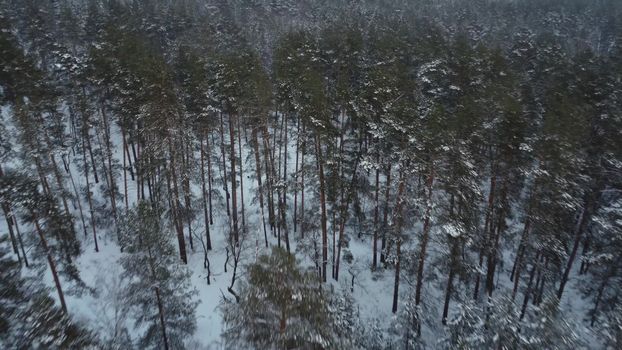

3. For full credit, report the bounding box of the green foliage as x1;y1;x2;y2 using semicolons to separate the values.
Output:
0;237;97;349
119;202;198;350
223;246;339;349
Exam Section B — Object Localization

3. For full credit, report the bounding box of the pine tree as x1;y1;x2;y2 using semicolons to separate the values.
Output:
119;202;198;350
222;246;339;349
0;237;97;349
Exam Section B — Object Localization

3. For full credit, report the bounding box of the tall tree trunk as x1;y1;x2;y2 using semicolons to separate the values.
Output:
485;180;508;298
237;115;246;231
229;113;240;245
154;287;170;350
121;125;134;181
293;116;300;233
99;103;118;224
442;241;459;325
474;173;496;300
252;127;268;247
49;154;72;223
182;137;194;251
207;133;214;225
391;169;407;313
372;163;380;269
262;124;276;235
381;165;391;263
299;123;307;239
334;137;363;281
65;157;88;239
33;215;67;314
557;202;590;300
122;129;129;213
168;140;188;264
519;251;540;320
0;166;21;263
81;124;99;252
200;132;212;250
281;113;290;252
392;237;401;314
415;164;434;306
315;135;328;283
219;111;231;218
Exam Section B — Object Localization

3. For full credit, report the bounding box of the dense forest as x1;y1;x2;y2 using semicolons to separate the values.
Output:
1;0;622;349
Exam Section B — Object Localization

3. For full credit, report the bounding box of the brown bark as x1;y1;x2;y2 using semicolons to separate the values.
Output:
33;215;68;314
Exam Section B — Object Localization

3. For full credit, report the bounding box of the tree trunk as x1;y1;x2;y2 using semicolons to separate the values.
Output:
315;135;328;283
372;165;380;269
381;165;391;263
334;138;363;281
519;251;540;320
293;116;300;233
100;103;118;224
81;124;99;252
168;140;188;264
262;124;276;235
442;267;456;325
65;157;88;239
33;215;67;314
392;237;401;314
252;127;268;247
391;169;407;313
200;132;212;250
442;249;457;325
415;164;434;306
237;115;246;230
300;123;307;239
474;173;496;300
219;111;231;218
281;113;290;252
154;287;170;350
229;113;240;245
557;203;590;300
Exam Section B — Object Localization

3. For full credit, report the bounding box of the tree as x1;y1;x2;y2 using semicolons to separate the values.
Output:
222;246;340;349
0;237;97;349
119;202;198;350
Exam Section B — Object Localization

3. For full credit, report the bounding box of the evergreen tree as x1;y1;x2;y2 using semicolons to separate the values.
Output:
222;246;340;349
119;202;198;350
0;237;97;349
